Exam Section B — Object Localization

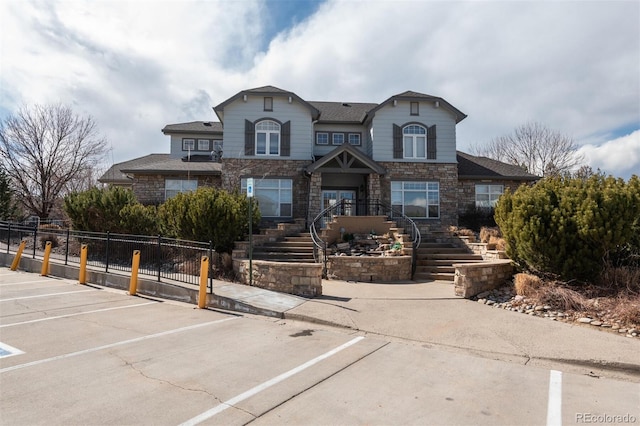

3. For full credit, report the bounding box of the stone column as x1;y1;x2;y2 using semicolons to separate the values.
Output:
307;172;322;225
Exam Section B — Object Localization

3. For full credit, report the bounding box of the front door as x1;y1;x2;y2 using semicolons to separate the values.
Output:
322;190;356;215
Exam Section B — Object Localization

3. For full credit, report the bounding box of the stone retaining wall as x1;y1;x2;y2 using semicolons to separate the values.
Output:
327;255;411;282
454;259;513;298
234;259;322;297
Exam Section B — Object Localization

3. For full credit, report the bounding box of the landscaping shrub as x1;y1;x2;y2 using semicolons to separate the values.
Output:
495;175;640;281
514;273;543;296
158;187;260;253
39;233;60;249
64;187;138;233
479;226;501;243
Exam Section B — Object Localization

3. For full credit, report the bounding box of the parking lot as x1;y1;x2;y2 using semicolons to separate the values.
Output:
1;269;638;425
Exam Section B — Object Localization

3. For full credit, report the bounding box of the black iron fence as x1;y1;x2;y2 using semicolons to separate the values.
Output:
0;221;214;289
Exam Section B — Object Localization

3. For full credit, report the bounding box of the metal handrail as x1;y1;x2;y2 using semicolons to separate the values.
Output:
309;200;421;278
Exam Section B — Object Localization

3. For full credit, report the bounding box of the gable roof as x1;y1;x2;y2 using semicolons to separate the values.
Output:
457;151;539;180
99;154;171;184
309;101;379;124
365;90;467;124
161;121;223;135
120;157;222;175
213;85;321;122
305;143;386;175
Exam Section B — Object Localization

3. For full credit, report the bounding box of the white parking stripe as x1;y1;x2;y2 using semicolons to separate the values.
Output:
0;301;157;328
0;289;93;302
547;369;562;426
0;317;238;374
179;336;366;426
0;279;60;287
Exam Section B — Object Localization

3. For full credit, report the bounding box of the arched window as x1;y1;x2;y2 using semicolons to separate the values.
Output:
403;125;427;159
255;120;280;155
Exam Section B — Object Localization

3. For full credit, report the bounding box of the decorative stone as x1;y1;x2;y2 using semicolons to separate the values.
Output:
577;318;593;324
590;321;603;326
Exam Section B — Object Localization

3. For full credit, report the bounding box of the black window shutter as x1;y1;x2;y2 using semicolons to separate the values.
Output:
281;121;291;156
244;120;254;156
393;124;402;159
427;125;437;159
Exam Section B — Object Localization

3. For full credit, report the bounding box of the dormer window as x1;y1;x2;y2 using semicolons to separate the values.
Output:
264;97;273;111
410;102;419;116
197;139;210;151
182;139;195;151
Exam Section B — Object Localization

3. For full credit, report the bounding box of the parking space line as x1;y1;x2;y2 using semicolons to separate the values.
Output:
0;317;238;374
0;301;157;328
547;369;562;426
0;279;62;287
179;336;366;426
0;289;94;302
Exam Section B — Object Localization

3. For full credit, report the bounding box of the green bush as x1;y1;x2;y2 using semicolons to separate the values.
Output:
158;187;260;253
495;175;640;281
458;204;497;231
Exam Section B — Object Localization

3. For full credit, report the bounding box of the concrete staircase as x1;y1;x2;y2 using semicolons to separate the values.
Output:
250;233;316;263
413;241;483;281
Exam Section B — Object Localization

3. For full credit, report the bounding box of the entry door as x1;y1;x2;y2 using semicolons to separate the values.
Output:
322;190;356;215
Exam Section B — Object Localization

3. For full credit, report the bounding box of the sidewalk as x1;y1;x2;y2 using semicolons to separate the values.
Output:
281;279;640;382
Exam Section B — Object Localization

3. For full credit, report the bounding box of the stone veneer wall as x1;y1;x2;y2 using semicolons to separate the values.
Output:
457;179;531;216
221;158;311;222
379;162;458;233
234;259;322;297
327;255;411;282
453;260;514;298
133;174;221;205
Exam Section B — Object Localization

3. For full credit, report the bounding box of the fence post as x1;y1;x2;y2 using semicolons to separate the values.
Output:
198;255;209;309
129;250;141;296
208;241;214;293
105;231;110;273
10;240;26;271
32;225;37;258
64;228;70;265
157;235;162;282
79;244;88;284
6;223;10;253
41;241;52;276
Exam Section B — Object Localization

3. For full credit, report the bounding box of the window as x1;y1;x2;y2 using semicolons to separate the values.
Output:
403;125;427;159
197;139;210;151
316;132;329;145
391;181;439;218
182;139;195;151
475;184;504;208
410;102;419;116
241;178;292;217
255;120;280;155
264;97;273;111
348;133;361;145
165;179;197;200
332;133;345;145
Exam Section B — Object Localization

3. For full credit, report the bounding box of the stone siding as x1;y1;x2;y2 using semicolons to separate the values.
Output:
233;259;322;297
454;260;514;298
380;162;458;233
133;174;221;205
327;255;412;282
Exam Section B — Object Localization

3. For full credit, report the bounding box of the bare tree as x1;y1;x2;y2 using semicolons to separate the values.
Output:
0;104;107;219
471;122;584;177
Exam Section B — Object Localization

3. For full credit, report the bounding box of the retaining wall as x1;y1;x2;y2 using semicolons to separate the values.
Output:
234;259;323;297
327;255;411;282
454;259;514;298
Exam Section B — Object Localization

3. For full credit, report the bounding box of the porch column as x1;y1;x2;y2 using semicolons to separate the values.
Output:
367;173;382;203
307;172;322;225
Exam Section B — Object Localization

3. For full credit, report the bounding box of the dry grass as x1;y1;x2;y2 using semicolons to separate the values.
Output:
449;226;476;237
536;284;590;311
514;273;544;296
489;236;506;251
479;227;501;243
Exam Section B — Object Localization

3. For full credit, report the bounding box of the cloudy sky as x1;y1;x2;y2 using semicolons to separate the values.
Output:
1;0;639;179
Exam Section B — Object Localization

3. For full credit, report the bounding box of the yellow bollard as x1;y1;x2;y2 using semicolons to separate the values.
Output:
198;256;209;309
10;240;27;271
79;244;88;284
41;241;52;276
129;250;141;296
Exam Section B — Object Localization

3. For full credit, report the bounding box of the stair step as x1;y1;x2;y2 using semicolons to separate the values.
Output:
419;253;483;261
413;272;455;281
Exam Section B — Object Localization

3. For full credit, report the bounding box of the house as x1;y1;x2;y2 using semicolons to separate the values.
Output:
100;86;538;234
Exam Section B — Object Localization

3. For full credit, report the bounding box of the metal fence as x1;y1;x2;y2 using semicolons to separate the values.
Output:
0;221;215;290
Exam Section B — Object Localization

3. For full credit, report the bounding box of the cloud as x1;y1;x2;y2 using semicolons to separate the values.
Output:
0;0;638;179
577;130;640;178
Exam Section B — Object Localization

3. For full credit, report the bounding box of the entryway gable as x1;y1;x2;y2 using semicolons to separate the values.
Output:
305;144;386;175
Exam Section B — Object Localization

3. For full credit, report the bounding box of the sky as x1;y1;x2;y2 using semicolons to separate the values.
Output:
1;0;639;179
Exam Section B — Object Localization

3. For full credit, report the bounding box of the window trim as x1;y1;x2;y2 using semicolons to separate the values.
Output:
255;119;281;156
197;139;210;151
164;178;198;200
332;133;345;145
182;138;195;151
348;133;361;146
315;132;329;145
402;124;427;159
391;180;440;219
410;102;419;116
264;97;273;111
